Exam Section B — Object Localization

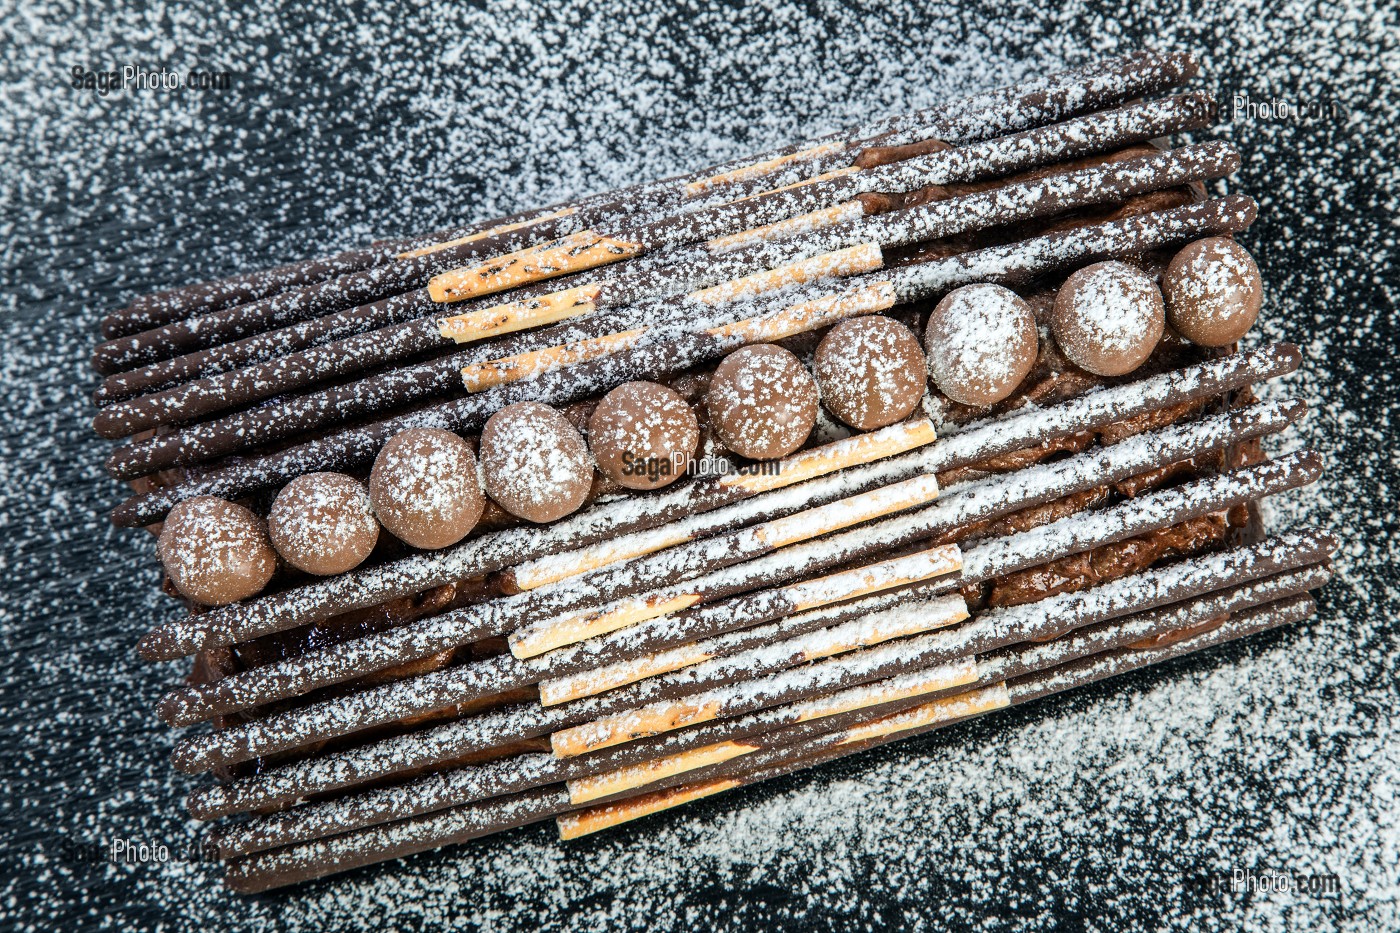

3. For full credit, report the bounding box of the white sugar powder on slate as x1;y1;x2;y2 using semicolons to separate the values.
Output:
0;2;1395;930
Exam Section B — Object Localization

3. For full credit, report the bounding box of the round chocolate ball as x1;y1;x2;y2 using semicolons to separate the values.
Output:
813;316;926;430
480;402;593;522
158;496;277;606
588;381;699;490
706;344;818;460
368;428;484;550
268;472;379;575
924;284;1039;406
1163;237;1263;347
1052;261;1165;377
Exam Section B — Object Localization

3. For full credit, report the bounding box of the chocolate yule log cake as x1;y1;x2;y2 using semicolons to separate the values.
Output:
88;48;1334;892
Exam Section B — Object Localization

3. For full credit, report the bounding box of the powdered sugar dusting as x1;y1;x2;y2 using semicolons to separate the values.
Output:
480;403;594;522
708;345;819;458
926;282;1039;404
1;2;1395;930
1053;260;1166;371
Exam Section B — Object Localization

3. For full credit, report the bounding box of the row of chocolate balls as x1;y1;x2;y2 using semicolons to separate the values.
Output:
156;237;1261;607
155;315;921;607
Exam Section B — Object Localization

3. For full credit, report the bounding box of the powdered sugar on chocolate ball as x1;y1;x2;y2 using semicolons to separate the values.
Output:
588;381;699;490
268;472;379;575
157;496;277;606
480;402;593;522
1052;261;1165;377
924;284;1038;406
369;428;484;550
813;316;925;430
707;344;818;460
1163;237;1263;347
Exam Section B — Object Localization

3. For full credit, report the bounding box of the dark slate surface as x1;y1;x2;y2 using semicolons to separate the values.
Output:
1;1;1395;930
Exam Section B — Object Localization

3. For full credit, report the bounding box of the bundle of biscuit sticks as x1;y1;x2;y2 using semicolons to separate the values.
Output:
89;49;1330;891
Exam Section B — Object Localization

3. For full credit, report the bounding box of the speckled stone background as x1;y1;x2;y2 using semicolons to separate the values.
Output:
1;1;1396;930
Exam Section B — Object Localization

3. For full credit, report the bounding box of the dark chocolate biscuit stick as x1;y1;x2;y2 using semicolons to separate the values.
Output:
552;593;1319;841
172;433;1314;777
136;342;1301;668
167;449;1320;774
159;403;1306;728
196;545;1325;827
138;344;1298;665
423;94;1214;306
219;585;1319;891
93;52;1194;374
100;50;1196;341
109;196;1257;526
455;142;1235;395
100;210;571;339
98;138;1235;473
91;92;1215;424
181;464;1322;814
208;552;1328;859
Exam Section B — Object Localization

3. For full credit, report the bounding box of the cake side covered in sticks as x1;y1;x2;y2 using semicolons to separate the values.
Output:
86;48;1332;892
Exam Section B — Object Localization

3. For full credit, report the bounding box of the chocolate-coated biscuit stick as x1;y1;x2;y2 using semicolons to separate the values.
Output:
525;522;1329;718
143;422;936;667
425;96;1206;353
504;393;1284;664
567;574;1324;816
102;49;1193;341
535;498;1305;762
91;84;1208;408
97;51;1198;370
548;549;1330;762
547;96;1209;319
137;343;1299;665
697;92;1211;255
93;120;1228;451
91;228;569;375
220;590;1314;892
504;480;951;659
681;51;1199;204
422;93;1214;306
211;658;989;857
163;535;959;726
540;528;1331;707
165;481;957;772
91;263;601;405
182;464;1321;821
423;70;1206;305
200;545;1328;833
109;196;1257;526
568;562;1330;790
467;94;1212;315
93;246;869;443
541;598;978;756
156;398;1298;727
136;422;944;663
456;143;1236;396
166;449;1319;774
555;592;1319;841
99;210;568;338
